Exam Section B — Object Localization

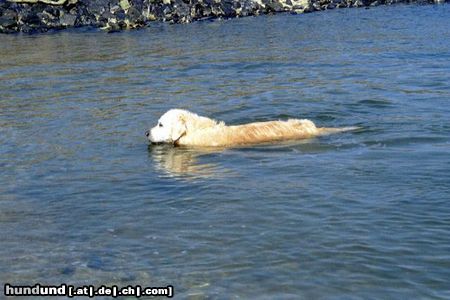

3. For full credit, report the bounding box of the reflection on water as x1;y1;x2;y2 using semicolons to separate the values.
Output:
147;137;342;180
148;145;226;180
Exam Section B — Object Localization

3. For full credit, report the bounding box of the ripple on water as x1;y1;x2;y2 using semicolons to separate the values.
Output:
1;3;450;298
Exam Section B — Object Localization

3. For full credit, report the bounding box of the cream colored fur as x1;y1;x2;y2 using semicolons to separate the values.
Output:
148;109;358;147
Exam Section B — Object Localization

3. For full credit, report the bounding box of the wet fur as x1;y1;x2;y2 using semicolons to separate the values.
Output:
148;109;357;147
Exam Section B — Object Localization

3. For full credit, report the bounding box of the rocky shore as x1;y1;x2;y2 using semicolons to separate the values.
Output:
0;0;444;33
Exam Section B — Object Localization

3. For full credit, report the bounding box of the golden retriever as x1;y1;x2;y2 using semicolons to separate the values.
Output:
146;109;358;147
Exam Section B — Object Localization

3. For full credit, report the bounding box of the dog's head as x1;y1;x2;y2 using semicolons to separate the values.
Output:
146;109;189;144
147;109;221;145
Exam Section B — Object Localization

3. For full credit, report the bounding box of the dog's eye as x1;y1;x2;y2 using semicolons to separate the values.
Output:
158;123;163;127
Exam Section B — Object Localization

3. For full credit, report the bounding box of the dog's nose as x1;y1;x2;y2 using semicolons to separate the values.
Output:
145;130;150;137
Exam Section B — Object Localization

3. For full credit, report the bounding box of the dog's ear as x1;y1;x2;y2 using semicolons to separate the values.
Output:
170;115;187;142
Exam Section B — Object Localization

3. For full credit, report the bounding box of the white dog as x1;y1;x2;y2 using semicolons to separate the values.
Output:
146;109;358;147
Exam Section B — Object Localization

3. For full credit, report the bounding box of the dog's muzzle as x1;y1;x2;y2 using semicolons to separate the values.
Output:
146;130;163;145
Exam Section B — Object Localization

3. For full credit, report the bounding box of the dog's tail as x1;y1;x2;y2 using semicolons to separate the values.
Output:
317;126;361;135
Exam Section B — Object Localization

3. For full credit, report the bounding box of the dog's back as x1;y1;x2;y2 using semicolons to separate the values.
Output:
178;119;333;147
225;119;319;145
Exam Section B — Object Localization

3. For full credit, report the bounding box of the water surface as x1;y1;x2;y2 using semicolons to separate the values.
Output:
1;4;450;299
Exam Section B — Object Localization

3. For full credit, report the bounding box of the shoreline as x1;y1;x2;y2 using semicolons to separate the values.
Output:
0;0;444;34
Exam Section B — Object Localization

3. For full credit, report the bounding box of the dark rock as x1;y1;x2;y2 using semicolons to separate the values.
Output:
110;5;123;14
0;2;11;12
222;1;235;16
44;6;61;18
1;8;17;19
21;23;47;34
0;0;442;34
211;4;225;16
105;18;118;30
202;6;212;17
0;9;17;29
129;0;145;10
117;19;127;27
264;0;285;12
19;11;42;25
60;13;77;26
114;9;127;20
83;0;107;15
100;10;115;24
0;16;16;28
312;1;322;9
37;12;51;24
126;6;141;19
0;27;17;33
171;2;191;22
